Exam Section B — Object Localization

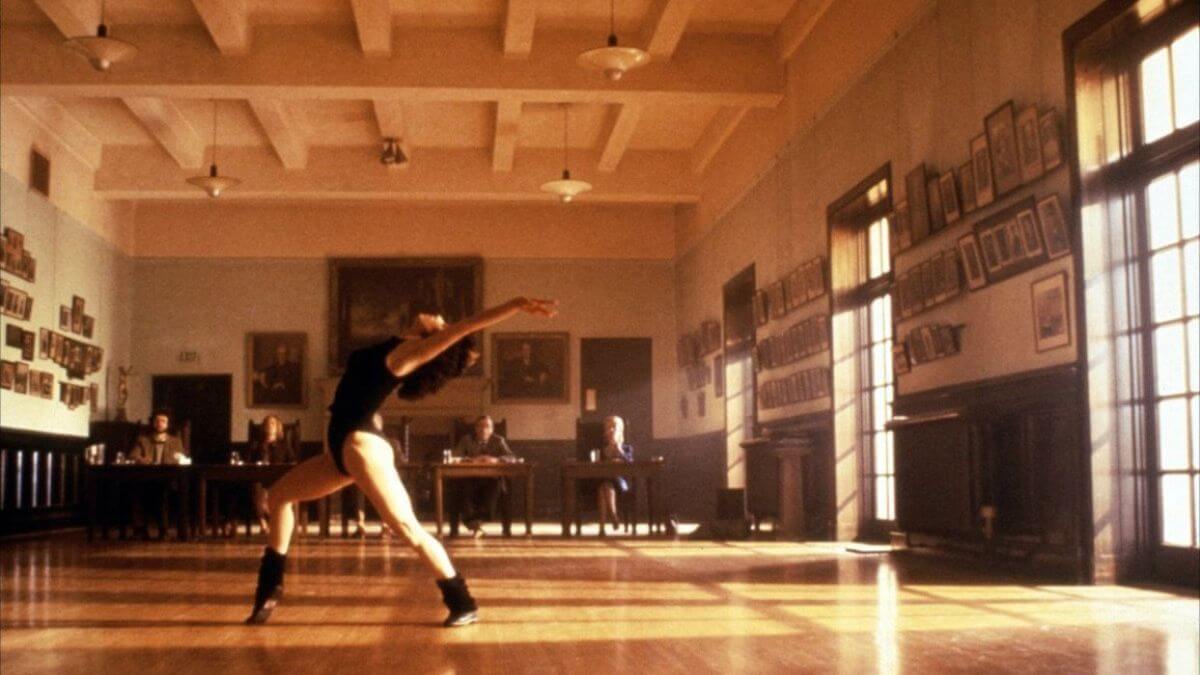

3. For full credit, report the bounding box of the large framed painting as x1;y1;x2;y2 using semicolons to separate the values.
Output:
491;332;569;403
247;332;307;408
328;257;482;374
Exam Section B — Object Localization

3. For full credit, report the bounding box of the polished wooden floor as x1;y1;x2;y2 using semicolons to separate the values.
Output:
1;527;1197;674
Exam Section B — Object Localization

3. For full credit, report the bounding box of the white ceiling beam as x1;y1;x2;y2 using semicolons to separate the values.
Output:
640;0;696;60
121;97;206;170
775;0;836;62
492;100;522;172
0;25;784;109
502;0;537;58
189;0;251;55
597;103;642;172
248;99;307;170
95;145;700;204
29;0;98;38
691;106;748;174
7;97;103;169
349;0;392;56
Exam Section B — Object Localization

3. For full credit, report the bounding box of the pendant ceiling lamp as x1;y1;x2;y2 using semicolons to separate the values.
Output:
577;0;649;81
63;0;138;72
187;101;241;198
540;104;592;203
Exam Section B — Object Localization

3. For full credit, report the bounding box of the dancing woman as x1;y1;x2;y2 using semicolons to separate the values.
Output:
246;297;557;627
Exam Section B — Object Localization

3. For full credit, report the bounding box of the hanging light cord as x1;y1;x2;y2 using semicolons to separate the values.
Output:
562;104;570;172
609;0;615;37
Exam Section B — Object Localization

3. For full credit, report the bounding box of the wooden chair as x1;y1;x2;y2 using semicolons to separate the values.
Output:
448;417;512;535
241;418;304;537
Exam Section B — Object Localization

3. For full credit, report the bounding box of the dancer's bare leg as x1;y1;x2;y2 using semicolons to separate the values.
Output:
266;453;353;554
342;433;456;579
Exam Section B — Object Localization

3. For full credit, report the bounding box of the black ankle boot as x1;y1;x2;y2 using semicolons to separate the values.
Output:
435;575;478;627
245;547;286;625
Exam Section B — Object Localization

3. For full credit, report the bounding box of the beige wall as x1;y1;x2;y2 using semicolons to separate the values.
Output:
129;256;678;442
673;0;1099;537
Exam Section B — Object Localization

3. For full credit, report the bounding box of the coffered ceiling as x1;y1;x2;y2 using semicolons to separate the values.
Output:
0;0;838;203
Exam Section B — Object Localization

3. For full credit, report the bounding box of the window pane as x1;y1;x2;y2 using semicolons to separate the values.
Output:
1160;474;1193;546
872;342;888;386
1188;318;1199;393
1181;162;1199;239
1141;47;1174;143
1193;396;1199;468
1147;172;1180;249
875;476;894;521
1172;27;1200;128
1158;398;1190;470
1184;240;1198;317
873;387;889;430
1155;323;1188;396
874;433;890;474
1151;248;1184;322
870;296;888;338
879;220;891;275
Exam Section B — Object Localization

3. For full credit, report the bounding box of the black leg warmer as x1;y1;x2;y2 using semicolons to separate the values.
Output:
435;574;479;627
245;547;286;625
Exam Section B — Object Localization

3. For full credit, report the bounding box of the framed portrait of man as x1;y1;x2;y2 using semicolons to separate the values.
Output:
328;257;482;375
246;332;307;408
491;332;569;403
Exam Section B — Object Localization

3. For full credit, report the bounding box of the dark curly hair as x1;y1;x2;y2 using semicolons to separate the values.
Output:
396;334;477;401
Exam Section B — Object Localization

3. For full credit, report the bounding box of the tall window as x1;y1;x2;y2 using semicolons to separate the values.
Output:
830;168;894;530
1071;0;1199;582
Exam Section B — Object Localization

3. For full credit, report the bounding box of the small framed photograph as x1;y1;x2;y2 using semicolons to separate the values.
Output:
14;362;29;394
907;164;932;243
986;101;1023;197
1016;105;1044;184
940;250;962;301
21;329;34;361
4;324;21;348
39;328;50;359
805;258;825;300
0;361;13;389
893;343;911;375
992;219;1015;265
70;295;85;334
897;273;913;318
1006;219;1029;260
39;371;53;399
926;175;946;232
768;281;787;320
957;235;988;290
957;162;977;214
1039;109;1064;171
59;305;71;331
50;333;63;363
700;320;722;355
971;134;996;208
1031;272;1072;352
939;172;961;225
492;332;569;403
1037;194;1071;259
784;266;806;311
978;229;1003;276
753;289;769;326
1016;209;1044;257
920;325;939;360
891;202;913;254
82;315;95;339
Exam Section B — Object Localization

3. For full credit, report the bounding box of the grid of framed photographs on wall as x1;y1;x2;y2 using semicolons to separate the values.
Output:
755;256;827;326
903;323;962;366
953;193;1071;290
676;319;722;368
1;228;36;282
754;314;830;371
1;280;33;321
40;329;103;381
895;250;962;319
0;361;54;399
759;367;830;410
892;102;1065;254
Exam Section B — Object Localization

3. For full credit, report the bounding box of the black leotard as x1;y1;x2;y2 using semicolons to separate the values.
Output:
326;336;403;475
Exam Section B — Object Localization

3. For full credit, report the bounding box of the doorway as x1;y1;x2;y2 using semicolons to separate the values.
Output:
580;338;653;448
151;375;232;464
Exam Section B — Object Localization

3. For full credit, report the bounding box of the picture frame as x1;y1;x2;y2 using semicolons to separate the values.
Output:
21;329;34;361
971;134;996;208
1015;105;1044;184
50;333;63;363
1031;271;1071;352
891;202;912;254
1036;194;1071;259
784;266;806;311
1038;109;1064;172
327;257;482;375
906;164;932;243
14;361;29;394
59;305;71;331
985;101;1023;197
973;196;1044;283
246;332;307;408
805;258;826;300
926;174;946;233
4;324;22;348
700;320;722;355
39;328;50;359
893;343;911;375
768;281;787;320
753;289;769;327
939;172;961;225
70;295;85;335
1015;208;1044;257
957;235;988;290
957;162;977;214
0;360;12;389
82;315;95;340
492;332;569;403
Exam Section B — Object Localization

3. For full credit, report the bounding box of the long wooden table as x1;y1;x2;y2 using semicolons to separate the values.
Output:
560;458;665;537
431;461;535;538
195;463;295;538
84;465;193;542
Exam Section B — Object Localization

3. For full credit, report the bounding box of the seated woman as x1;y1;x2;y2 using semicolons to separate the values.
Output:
247;415;297;535
596;415;633;532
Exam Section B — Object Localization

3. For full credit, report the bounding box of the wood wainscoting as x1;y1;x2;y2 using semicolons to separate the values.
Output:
0;428;88;537
892;365;1089;580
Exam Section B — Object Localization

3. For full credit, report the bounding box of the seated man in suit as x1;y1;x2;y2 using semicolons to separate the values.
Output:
450;415;515;537
129;409;189;539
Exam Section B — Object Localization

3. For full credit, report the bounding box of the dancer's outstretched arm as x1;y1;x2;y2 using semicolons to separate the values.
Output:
385;297;557;378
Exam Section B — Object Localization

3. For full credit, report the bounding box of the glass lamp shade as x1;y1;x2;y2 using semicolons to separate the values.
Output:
186;165;241;198
577;35;650;81
63;25;137;72
540;170;592;203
